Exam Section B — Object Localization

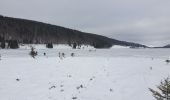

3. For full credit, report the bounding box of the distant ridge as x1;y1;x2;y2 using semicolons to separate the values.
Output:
163;44;170;48
0;15;147;48
152;44;170;48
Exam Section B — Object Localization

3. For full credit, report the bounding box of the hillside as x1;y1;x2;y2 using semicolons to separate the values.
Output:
153;44;170;48
163;44;170;48
0;15;146;48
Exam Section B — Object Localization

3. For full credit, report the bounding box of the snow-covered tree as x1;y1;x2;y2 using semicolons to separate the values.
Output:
149;77;170;100
30;47;37;58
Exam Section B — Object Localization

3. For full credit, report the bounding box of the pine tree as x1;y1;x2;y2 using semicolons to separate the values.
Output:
30;47;38;58
149;77;170;100
72;43;77;49
8;40;19;49
46;43;53;48
0;41;5;49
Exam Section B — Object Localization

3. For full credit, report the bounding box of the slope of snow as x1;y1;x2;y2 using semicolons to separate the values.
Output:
111;45;130;49
0;48;170;100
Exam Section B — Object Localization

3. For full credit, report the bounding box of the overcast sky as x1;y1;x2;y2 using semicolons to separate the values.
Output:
0;0;170;46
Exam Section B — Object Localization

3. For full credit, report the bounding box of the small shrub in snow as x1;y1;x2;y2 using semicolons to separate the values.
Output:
49;86;56;90
72;43;77;49
62;53;65;58
60;89;64;92
76;84;83;90
165;60;170;64
149;77;170;100
90;78;93;81
71;53;75;57
58;52;65;59
30;47;38;58
72;97;77;100
150;67;153;70
110;88;113;92
90;76;95;81
58;52;61;57
46;43;53;48
58;52;66;59
0;41;5;49
68;74;72;78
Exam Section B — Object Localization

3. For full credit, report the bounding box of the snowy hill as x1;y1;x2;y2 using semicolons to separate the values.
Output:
0;15;146;48
0;48;170;100
163;44;170;48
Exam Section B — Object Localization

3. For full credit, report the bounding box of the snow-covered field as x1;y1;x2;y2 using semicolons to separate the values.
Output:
0;46;170;100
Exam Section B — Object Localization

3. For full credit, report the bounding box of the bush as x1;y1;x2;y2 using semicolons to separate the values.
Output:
46;43;53;48
62;53;65;58
166;60;170;64
0;41;5;49
8;40;19;49
30;47;37;58
71;53;75;57
72;43;77;49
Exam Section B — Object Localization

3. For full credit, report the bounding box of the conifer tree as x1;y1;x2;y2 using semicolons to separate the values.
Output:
30;47;38;58
149;77;170;100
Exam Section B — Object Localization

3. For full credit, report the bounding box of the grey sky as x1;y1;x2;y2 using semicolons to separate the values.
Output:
0;0;170;46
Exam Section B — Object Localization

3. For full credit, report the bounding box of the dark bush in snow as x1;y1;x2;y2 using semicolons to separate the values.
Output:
72;97;77;100
165;60;170;64
71;53;75;57
110;88;113;92
30;47;38;58
8;40;19;49
46;43;53;48
72;43;77;49
49;86;56;90
16;78;20;81
0;41;5;49
62;53;65;58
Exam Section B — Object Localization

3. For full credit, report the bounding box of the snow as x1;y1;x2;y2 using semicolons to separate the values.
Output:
111;45;130;49
0;47;170;100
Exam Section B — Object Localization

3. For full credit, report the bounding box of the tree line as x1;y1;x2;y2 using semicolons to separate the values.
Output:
0;15;146;49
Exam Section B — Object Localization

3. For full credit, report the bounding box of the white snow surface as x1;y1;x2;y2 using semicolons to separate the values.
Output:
0;47;170;100
111;45;130;49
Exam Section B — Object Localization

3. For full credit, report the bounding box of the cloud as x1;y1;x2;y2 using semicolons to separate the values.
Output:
0;0;170;46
